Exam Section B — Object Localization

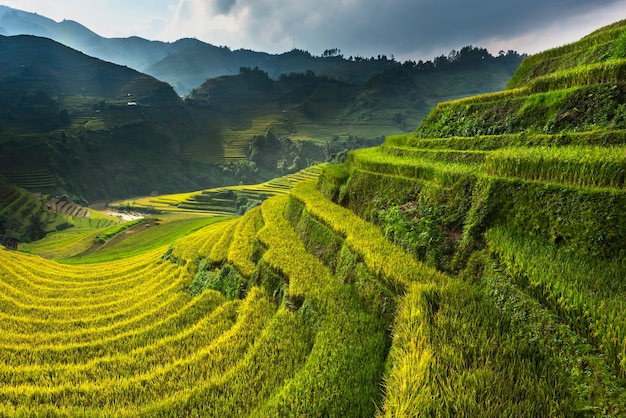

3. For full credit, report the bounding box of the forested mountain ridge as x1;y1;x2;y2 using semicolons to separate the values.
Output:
0;34;214;203
0;5;398;95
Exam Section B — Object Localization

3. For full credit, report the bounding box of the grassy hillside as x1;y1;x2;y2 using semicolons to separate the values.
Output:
320;18;626;415
110;164;324;216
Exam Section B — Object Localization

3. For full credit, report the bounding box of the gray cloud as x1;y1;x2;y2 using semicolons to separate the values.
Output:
214;0;236;15
165;0;626;60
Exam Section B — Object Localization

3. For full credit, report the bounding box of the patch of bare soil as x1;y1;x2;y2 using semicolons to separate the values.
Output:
100;220;159;249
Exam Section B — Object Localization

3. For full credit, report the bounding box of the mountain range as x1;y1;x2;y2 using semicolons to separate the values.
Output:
0;5;524;204
0;5;400;95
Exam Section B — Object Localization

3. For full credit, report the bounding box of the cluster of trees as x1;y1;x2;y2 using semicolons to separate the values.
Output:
247;130;325;175
238;66;273;91
322;48;342;58
0;207;46;242
365;46;524;86
430;46;524;69
318;45;523;70
246;130;384;176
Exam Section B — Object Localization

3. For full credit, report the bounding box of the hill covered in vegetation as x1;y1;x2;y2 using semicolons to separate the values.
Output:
0;18;625;417
0;33;522;205
0;34;228;203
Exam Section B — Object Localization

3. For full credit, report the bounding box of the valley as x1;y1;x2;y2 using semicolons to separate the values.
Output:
0;6;625;417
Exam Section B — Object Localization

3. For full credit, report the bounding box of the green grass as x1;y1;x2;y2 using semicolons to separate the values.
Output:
349;147;478;186
227;207;262;277
59;214;225;264
386;129;626;150
113;165;324;215
486;226;626;378
18;229;102;259
507;19;626;89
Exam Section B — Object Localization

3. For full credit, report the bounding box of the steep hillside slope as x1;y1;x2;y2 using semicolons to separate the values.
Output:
319;17;626;414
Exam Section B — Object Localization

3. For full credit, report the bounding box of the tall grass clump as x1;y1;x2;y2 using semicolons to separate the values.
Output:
485;145;626;188
348;148;476;187
486;226;626;378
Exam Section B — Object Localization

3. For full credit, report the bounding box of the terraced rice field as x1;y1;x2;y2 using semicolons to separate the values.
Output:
3;18;626;417
0;187;405;416
113;164;324;215
0;171;55;191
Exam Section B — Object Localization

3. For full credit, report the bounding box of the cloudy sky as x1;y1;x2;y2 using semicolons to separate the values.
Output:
2;0;626;60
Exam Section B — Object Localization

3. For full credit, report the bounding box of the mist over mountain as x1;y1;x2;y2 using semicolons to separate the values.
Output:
0;6;168;69
0;5;400;95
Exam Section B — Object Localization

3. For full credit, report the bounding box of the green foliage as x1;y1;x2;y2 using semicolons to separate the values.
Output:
378;205;443;267
190;261;243;300
0;179;47;242
416;83;626;138
317;163;349;200
613;30;626;59
291;181;447;289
